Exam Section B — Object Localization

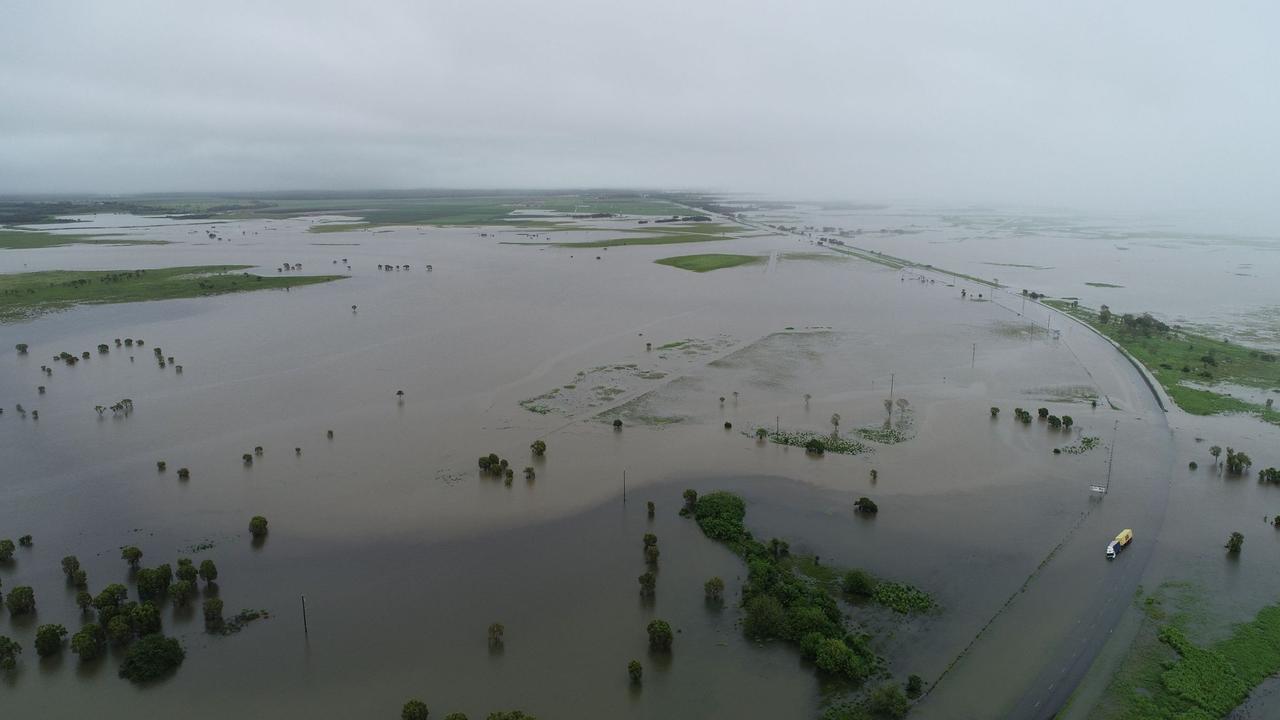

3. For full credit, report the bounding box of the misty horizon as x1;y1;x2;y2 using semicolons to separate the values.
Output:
3;2;1278;217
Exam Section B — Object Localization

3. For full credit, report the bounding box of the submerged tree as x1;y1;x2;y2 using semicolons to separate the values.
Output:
628;659;643;684
530;439;547;456
1226;532;1244;553
70;624;104;661
118;634;185;683
646;501;655;518
34;624;67;657
6;586;35;615
249;516;269;538
854;497;879;514
647;619;673;651
198;559;218;585
638;571;656;597
0;636;20;671
203;598;224;630
0;539;14;562
704;576;725;603
402;700;430;720
487;622;505;647
121;546;143;568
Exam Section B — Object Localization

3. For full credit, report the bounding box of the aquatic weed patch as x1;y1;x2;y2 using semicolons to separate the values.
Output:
854;414;915;445
871;581;935;614
1058;436;1101;455
762;428;870;455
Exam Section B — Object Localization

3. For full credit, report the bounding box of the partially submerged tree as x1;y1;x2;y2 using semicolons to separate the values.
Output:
1226;531;1244;553
34;624;67;657
6;586;35;615
704;576;725;603
647;619;673;651
488;622;505;647
842;569;877;597
198;559;218;585
121;546;143;567
0;636;20;671
249;516;269;538
402;700;430;720
530;440;546;456
71;624;104;661
854;497;879;514
203;598;224;630
638;571;656;597
628;659;643;684
118;634;185;683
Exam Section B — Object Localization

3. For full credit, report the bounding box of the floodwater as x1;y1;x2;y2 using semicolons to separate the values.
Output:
2;208;1278;718
742;202;1280;350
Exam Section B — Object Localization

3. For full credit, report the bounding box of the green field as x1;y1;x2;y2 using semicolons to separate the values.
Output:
1095;585;1280;719
1044;300;1279;424
555;231;733;249
1;265;345;322
0;229;160;250
654;253;763;272
277;193;688;230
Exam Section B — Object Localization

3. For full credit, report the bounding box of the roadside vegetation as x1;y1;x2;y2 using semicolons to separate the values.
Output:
654;253;763;272
1044;300;1280;425
1096;584;1280;719
0;265;345;322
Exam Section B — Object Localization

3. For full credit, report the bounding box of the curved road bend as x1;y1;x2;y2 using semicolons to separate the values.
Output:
910;291;1173;720
684;206;1176;718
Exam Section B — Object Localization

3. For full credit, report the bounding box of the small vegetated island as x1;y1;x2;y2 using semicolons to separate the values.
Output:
0;228;161;250
689;491;933;717
0;265;345;322
1043;300;1280;424
654;254;764;273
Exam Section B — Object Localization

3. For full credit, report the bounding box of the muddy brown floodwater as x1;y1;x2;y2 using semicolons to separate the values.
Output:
2;210;1278;719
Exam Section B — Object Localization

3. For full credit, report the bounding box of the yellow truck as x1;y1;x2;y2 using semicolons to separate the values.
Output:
1106;529;1134;559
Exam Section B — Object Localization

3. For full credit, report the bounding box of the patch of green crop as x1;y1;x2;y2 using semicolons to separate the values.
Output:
0;265;344;323
654;253;763;272
1094;586;1280;720
1046;300;1280;425
0;228;159;249
555;231;734;248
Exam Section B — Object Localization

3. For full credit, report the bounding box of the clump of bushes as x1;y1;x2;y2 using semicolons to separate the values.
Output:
118;634;185;683
872;581;935;614
694;491;877;681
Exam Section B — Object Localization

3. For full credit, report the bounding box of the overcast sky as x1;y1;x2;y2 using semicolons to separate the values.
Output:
1;1;1276;214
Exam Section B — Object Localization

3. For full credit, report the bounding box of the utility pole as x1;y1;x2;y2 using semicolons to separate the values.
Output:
301;594;309;636
1105;420;1119;491
889;373;895;406
622;470;627;504
776;416;780;434
971;343;976;368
